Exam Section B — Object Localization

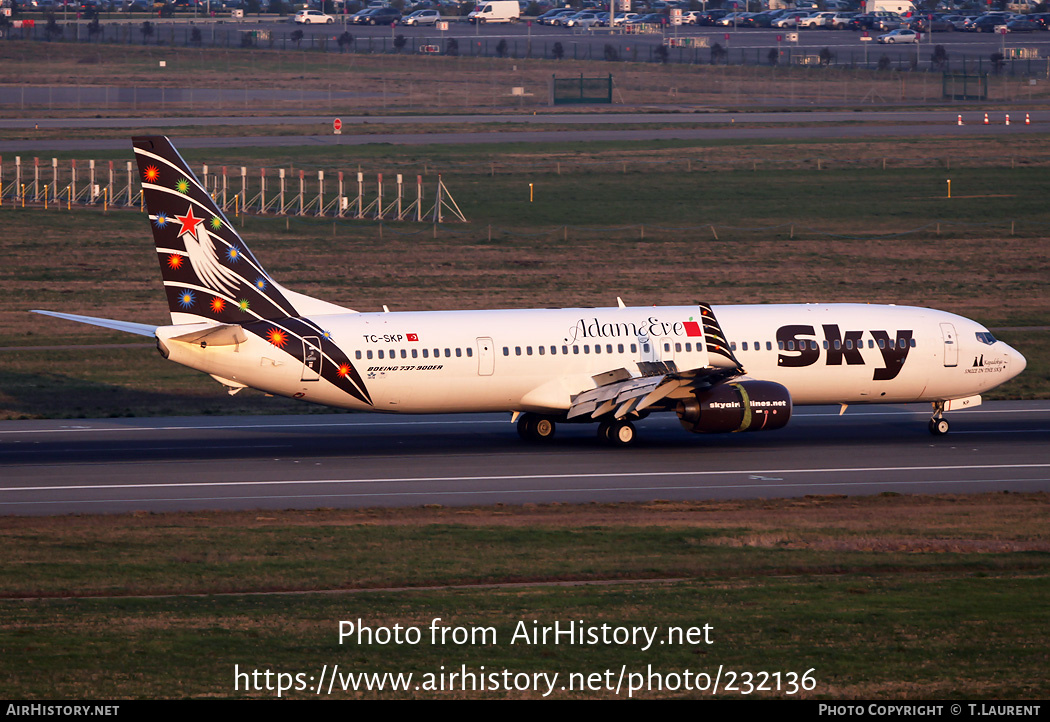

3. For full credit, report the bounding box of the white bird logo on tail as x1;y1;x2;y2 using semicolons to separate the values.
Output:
174;206;240;295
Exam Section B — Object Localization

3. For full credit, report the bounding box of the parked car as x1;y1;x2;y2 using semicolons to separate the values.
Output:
537;7;573;24
909;14;955;32
697;8;729;25
1005;17;1040;32
877;27;918;42
631;12;668;25
609;11;639;25
401;8;440;24
828;11;856;29
971;14;1008;32
353;6;401;23
563;10;600;26
294;9;335;23
798;11;835;28
772;10;808;27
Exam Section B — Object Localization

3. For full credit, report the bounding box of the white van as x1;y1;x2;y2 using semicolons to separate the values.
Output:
865;0;915;15
468;0;520;23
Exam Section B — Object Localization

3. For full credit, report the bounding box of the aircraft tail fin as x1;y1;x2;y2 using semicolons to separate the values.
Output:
133;136;303;325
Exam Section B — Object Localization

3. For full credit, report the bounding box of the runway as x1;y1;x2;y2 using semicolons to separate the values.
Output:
2;401;1048;515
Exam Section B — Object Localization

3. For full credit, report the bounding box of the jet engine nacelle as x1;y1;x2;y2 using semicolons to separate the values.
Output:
676;379;792;434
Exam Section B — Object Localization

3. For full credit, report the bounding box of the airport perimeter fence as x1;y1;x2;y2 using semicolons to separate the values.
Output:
0;156;468;223
2;152;1049;223
3;20;1050;78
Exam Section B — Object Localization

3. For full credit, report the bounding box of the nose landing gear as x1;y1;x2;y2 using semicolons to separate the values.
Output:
929;401;950;436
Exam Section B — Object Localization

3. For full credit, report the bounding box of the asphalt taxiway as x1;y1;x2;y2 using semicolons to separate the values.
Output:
1;401;1048;515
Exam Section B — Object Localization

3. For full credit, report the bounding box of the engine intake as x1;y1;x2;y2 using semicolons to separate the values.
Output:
677;380;792;434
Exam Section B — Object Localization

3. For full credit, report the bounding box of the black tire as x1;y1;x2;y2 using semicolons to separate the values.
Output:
517;414;531;440
928;418;950;436
597;420;613;444
517;413;557;442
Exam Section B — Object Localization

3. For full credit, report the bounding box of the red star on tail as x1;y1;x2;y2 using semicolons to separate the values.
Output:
175;207;203;240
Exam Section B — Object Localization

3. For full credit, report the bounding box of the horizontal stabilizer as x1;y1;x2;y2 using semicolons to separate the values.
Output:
31;310;157;338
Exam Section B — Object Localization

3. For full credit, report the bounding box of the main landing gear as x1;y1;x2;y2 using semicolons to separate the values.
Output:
516;413;557;442
515;413;639;446
929;401;950;436
598;419;636;447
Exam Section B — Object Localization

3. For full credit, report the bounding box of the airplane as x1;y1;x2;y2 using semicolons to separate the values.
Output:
33;136;1027;446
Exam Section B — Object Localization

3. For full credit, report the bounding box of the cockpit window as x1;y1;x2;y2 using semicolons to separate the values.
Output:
975;332;997;346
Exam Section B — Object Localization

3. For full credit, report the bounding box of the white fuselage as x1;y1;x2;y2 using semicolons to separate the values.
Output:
156;303;1026;416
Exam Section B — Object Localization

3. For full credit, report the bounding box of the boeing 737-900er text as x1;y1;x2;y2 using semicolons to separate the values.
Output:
34;137;1027;446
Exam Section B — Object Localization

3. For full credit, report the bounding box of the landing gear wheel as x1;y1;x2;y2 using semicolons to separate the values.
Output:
517;413;557;442
597;420;612;443
531;416;556;441
928;417;950;436
601;420;636;447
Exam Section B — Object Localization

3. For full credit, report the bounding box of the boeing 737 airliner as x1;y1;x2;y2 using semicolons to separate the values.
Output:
34;137;1026;446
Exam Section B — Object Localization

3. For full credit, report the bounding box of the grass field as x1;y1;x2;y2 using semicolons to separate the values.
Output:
1;493;1047;699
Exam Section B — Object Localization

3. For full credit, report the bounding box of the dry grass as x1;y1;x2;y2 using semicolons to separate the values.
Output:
2;42;1048;117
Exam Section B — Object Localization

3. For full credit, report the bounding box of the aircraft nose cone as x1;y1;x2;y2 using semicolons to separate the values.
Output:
1012;347;1027;377
1003;343;1027;379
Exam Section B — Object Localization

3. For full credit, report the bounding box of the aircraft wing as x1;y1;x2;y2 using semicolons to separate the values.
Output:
566;361;742;421
565;303;749;420
31;310;158;337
